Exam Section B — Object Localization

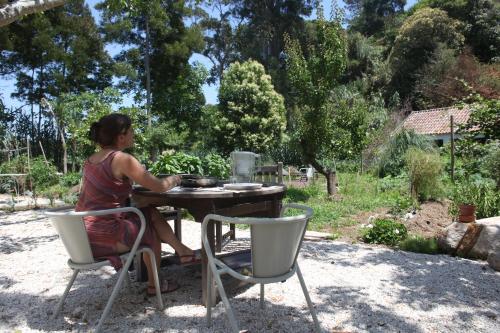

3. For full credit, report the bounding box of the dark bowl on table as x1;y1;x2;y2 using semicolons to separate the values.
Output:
180;176;218;188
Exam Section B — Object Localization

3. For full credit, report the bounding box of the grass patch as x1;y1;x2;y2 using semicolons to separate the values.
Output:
284;173;405;231
398;236;439;254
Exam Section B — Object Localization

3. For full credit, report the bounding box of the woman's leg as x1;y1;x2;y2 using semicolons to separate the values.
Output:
143;233;162;288
117;238;160;288
149;207;194;258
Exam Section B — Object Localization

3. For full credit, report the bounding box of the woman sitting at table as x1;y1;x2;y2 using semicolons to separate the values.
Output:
76;113;200;295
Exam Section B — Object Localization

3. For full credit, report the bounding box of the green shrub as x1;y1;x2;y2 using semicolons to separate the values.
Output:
150;152;203;175
59;172;82;187
28;157;59;192
398;236;439;254
39;184;67;206
0;155;29;193
362;218;408;246
405;148;444;201
376;129;435;177
450;176;500;219
0;154;29;174
482;143;500;188
203;153;230;179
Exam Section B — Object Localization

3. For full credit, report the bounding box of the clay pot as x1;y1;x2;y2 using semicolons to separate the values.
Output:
459;204;476;223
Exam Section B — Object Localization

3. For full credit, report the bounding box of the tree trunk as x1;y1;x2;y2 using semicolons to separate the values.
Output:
326;171;337;196
0;0;66;27
60;126;67;174
144;15;151;128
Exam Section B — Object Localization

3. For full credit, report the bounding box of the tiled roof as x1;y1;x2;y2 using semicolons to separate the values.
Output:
402;106;472;135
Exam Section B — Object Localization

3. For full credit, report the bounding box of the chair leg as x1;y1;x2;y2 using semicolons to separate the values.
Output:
122;258;131;290
146;249;164;310
96;251;155;333
296;265;321;333
260;283;265;310
53;269;79;318
206;265;213;326
211;265;239;333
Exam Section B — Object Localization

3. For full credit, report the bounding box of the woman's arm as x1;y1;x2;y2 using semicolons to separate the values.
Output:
114;152;181;192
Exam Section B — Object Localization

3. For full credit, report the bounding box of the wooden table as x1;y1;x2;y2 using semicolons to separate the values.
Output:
131;184;286;306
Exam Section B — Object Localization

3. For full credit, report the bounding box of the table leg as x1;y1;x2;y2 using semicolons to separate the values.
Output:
202;219;217;307
174;209;182;242
216;221;222;252
230;223;236;241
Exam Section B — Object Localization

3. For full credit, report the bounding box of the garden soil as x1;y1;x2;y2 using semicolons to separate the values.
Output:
329;201;454;243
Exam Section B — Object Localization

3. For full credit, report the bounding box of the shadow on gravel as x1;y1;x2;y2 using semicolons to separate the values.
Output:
0;234;59;254
0;215;47;226
0;276;323;332
301;241;500;331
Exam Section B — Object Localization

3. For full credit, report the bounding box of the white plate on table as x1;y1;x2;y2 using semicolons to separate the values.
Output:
223;183;262;190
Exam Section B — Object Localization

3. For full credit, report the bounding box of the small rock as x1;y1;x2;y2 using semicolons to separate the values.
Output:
72;306;84;319
487;252;500;272
403;212;414;221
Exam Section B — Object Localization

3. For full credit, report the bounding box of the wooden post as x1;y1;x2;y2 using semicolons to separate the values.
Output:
39;141;49;166
26;137;32;191
450;115;455;183
277;162;283;184
288;166;292;184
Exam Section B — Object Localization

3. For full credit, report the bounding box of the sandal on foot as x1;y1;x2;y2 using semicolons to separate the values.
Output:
178;249;202;266
147;279;179;296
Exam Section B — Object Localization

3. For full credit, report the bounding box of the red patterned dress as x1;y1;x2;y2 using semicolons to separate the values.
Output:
76;150;156;270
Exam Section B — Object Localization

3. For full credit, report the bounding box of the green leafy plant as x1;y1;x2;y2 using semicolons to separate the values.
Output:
203;153;230;179
150;152;203;176
39;184;67;207
362;218;408;246
59;172;82;187
398;236;439;254
28;158;59;193
450;177;500;219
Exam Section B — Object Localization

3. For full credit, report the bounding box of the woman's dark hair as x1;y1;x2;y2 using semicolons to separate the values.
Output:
89;114;132;147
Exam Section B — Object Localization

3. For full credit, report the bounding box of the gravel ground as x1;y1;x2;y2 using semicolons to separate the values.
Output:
0;209;499;333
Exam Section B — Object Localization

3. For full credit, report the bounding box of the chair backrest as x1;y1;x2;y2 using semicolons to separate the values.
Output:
255;162;284;184
306;167;314;179
46;206;95;264
202;203;312;280
250;214;308;278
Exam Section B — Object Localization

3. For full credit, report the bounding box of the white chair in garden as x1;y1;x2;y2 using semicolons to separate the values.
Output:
201;203;321;333
45;206;163;333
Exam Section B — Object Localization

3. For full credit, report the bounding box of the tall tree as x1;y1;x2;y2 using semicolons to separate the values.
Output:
0;0;65;27
0;0;112;162
199;0;239;85
98;0;204;127
389;7;464;101
233;0;314;100
214;60;286;155
411;0;500;62
284;8;347;195
346;0;406;37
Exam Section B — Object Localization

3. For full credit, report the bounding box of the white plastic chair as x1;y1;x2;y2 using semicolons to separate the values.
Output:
202;203;321;333
45;206;163;333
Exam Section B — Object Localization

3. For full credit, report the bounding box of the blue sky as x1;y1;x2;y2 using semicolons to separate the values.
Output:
1;0;418;109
